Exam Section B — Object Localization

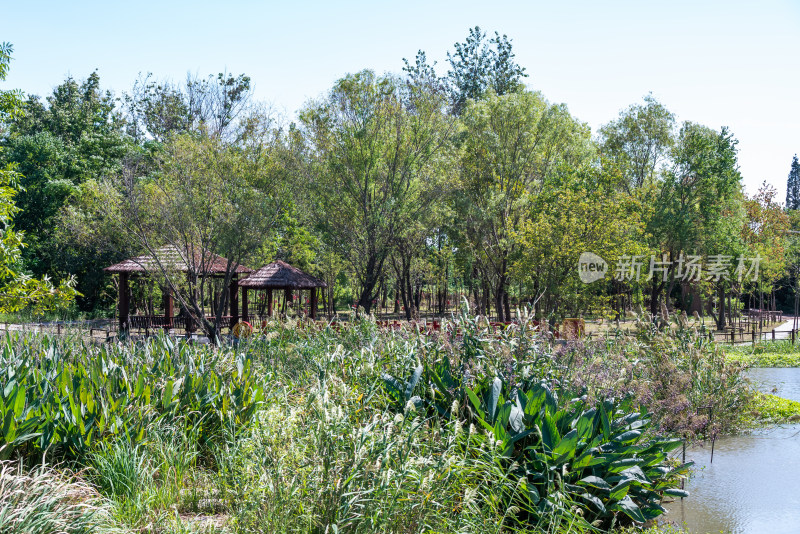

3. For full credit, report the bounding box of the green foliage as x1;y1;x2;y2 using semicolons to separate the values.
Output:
88;440;153;502
299;70;453;314
453;89;591;320
379;312;698;529
598;94;675;192
0;333;263;460
786;154;800;210
0;44;78;316
466;385;689;529
446;26;528;112
725;342;800;366
748;392;800;424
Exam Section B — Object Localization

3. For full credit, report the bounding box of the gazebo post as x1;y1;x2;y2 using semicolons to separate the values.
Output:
285;288;291;314
242;288;248;322
229;276;239;326
162;286;174;329
119;272;130;332
267;289;273;317
310;288;318;320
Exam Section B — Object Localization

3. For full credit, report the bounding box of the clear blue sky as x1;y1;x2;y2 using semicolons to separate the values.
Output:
2;0;798;198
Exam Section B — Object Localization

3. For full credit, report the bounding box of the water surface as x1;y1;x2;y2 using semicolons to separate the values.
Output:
746;367;800;402
661;368;800;533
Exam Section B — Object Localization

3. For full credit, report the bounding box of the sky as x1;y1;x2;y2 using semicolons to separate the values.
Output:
2;0;799;198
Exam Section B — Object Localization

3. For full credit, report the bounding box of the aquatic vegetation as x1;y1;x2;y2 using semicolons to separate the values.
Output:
0;315;762;533
748;392;800;424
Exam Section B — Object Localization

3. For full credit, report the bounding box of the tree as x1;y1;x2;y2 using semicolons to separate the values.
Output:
786;154;800;210
403;27;528;115
512;168;647;319
742;182;789;299
0;71;130;308
0;43;76;314
447;27;527;113
647;123;745;325
453;90;591;321
298;70;454;314
124;71;252;142
96;119;284;342
598;94;675;192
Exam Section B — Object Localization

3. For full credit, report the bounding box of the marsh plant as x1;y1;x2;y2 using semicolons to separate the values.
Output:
0;312;757;533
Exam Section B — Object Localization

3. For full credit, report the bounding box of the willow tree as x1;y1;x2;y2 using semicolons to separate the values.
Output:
299;70;454;314
453;90;591;321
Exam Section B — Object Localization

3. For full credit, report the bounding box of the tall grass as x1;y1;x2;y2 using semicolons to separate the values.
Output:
0;460;115;533
0;311;760;533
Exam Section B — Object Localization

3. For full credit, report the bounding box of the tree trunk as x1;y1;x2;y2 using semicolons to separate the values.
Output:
357;254;386;315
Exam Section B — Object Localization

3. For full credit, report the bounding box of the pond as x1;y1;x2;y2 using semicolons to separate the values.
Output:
661;368;800;533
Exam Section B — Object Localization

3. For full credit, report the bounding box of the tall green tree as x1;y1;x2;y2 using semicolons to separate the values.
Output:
404;27;527;115
647;123;745;324
0;71;130;307
454;90;591;321
299;70;454;314
447;27;527;113
0;42;76;314
786;154;800;210
598;94;675;192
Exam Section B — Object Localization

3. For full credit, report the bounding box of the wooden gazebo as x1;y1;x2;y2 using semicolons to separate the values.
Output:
239;260;327;320
105;245;252;331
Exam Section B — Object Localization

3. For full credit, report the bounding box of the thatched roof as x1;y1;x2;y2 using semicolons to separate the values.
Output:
104;245;252;275
239;260;327;289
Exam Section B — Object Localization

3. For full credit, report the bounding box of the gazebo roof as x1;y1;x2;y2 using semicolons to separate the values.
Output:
104;245;252;275
239;260;327;289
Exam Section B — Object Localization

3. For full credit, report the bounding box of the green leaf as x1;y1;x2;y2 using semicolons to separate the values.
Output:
581;492;606;513
509;405;524;434
12;386;24;419
578;476;610;490
610;480;632;500
466;387;486;421
553;428;578;457
541;413;560;452
405;365;423;401
610;495;647;523
599;401;611;439
614;430;641;444
488;377;501;423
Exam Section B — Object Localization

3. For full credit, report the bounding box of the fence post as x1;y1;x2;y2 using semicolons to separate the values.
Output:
772;329;776;341
731;330;735;344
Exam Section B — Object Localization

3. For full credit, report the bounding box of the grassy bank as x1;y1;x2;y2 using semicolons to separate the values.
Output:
0;314;762;533
725;340;800;367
